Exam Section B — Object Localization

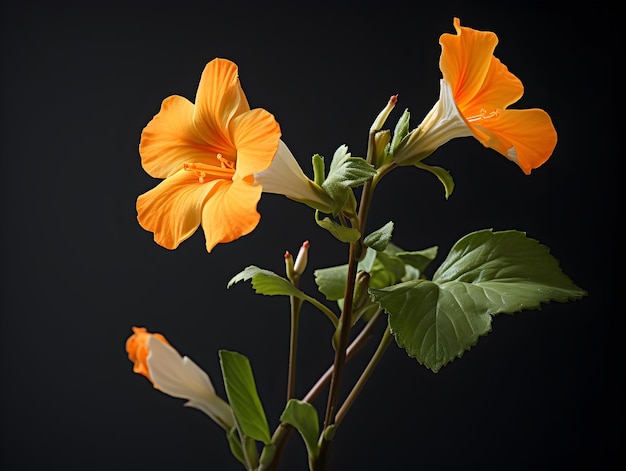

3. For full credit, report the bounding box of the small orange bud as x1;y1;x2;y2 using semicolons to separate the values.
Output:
125;326;170;383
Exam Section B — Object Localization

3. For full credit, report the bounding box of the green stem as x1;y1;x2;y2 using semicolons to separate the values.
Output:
287;295;302;401
258;310;383;471
315;130;381;470
335;326;392;426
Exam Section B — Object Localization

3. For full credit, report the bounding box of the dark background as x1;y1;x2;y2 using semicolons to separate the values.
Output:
1;1;621;470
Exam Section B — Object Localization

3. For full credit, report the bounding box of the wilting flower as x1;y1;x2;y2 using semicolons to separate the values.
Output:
126;327;234;430
137;58;281;252
395;17;557;174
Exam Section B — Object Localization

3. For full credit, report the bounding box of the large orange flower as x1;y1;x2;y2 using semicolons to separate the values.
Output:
137;58;281;252
396;18;557;175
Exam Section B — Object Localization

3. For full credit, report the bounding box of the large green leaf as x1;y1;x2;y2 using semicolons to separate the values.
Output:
219;350;271;444
370;229;587;372
279;400;320;462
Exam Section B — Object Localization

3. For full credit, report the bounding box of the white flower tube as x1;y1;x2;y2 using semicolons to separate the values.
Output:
146;336;234;430
394;79;473;165
255;140;334;212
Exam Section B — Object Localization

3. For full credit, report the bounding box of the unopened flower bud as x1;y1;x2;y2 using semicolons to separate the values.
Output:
284;250;295;279
370;95;398;133
293;240;310;275
374;129;392;167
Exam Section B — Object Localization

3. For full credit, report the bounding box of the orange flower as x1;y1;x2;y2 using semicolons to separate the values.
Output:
396;18;557;175
137;58;281;252
126;327;234;430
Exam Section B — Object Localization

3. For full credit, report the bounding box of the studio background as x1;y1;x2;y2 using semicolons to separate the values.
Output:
1;1;621;470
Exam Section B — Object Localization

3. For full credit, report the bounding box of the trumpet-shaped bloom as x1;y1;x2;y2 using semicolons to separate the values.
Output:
126;327;234;430
396;18;557;174
137;58;281;252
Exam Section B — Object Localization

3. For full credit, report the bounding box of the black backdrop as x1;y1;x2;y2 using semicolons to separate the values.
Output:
1;1;621;470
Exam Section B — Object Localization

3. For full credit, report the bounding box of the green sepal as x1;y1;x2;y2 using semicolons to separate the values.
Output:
228;266;308;299
226;426;246;466
219;350;271;444
414;161;455;199
312;153;326;186
315;210;361;243
389;108;411;156
280;400;320;462
321;145;376;214
363;221;394;251
369;229;587;372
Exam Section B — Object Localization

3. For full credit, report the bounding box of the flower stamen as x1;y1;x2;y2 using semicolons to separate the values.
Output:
184;154;236;183
466;108;501;122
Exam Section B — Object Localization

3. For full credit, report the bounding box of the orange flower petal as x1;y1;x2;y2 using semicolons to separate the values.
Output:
192;58;250;156
469;108;557;174
139;95;224;179
125;326;170;383
460;56;523;119
201;178;263;252
231;108;281;178
137;169;222;249
439;18;498;110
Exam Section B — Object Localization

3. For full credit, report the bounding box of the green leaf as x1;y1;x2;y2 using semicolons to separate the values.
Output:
363;221;394;251
314;265;348;301
315;210;361;243
370;229;587;372
279;400;320;461
227;266;308;299
368;251;405;289
322;145;376;211
415;161;455;199
219;350;271;444
395;246;438;274
313;248;377;301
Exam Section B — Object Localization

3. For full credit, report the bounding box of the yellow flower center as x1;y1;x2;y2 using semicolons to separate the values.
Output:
184;154;236;183
466;108;501;123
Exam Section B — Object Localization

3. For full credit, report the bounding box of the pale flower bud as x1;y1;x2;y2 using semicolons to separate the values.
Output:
293;240;310;275
370;95;398;133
